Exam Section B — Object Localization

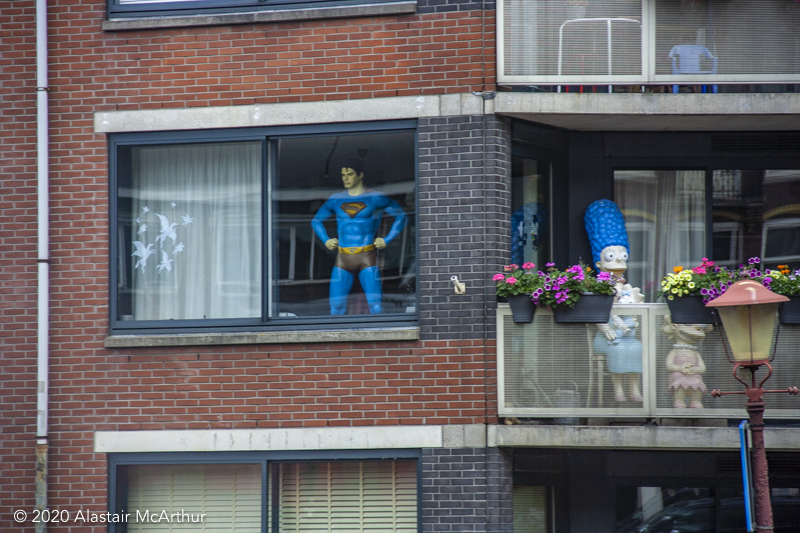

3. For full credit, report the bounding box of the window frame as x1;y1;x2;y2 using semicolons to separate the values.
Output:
107;450;422;533
107;0;406;19
108;120;419;335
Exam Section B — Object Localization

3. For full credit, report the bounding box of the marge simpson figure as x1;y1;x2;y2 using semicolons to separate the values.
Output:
585;199;644;402
312;158;407;315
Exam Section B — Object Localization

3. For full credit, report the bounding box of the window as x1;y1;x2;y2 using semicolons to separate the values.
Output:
615;486;714;533
714;169;800;272
110;455;419;533
107;0;404;19
512;485;552;533
614;168;800;302
111;123;417;333
510;155;551;268
614;170;706;302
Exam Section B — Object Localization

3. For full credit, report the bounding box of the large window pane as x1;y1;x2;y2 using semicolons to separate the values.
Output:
117;141;262;321
713;169;800;272
274;132;416;317
615;170;706;302
616;486;714;533
511;156;550;267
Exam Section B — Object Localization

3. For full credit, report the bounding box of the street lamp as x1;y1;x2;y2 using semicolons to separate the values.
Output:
705;280;799;531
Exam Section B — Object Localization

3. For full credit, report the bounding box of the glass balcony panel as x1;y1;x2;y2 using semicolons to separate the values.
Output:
498;304;800;419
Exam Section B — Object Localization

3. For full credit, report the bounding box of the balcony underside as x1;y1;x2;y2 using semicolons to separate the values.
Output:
494;92;800;131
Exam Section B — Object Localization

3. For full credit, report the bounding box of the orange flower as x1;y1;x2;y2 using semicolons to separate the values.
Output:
778;264;788;269
673;266;684;273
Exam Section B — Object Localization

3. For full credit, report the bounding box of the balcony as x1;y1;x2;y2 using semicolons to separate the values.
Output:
497;304;800;420
498;0;800;87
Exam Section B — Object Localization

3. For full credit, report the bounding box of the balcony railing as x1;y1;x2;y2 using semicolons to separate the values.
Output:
498;0;800;86
498;304;800;420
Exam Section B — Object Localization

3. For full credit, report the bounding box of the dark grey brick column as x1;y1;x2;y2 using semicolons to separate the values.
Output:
421;447;513;533
417;115;511;340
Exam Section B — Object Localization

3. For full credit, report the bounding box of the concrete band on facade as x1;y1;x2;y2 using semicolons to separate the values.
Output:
95;424;800;453
490;424;800;451
94;92;800;135
94;93;495;133
94;424;490;452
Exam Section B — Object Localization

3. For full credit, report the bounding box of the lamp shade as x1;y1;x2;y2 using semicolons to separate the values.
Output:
706;280;788;362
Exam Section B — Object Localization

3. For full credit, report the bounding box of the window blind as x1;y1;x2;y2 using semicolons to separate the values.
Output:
279;460;417;533
126;463;262;532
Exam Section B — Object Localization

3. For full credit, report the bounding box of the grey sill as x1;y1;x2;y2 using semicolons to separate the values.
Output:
103;1;417;31
104;326;420;348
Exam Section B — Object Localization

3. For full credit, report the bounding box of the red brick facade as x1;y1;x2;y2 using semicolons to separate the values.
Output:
1;0;499;528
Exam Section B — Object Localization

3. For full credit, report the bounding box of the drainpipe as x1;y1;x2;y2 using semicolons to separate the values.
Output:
35;0;50;530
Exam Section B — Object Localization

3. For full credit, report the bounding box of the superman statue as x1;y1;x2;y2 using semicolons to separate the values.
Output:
311;158;407;315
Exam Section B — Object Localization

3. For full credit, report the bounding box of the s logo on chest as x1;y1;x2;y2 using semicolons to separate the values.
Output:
341;202;367;218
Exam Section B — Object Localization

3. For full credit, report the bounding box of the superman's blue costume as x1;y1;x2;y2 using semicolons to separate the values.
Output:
312;189;407;314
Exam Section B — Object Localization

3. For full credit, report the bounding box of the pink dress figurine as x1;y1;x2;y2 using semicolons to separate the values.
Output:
662;316;712;409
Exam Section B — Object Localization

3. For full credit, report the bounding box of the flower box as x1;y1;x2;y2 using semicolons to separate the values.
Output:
667;295;717;324
780;295;800;325
553;294;614;323
507;294;536;323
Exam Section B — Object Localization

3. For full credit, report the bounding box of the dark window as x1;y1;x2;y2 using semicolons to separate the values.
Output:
111;124;417;333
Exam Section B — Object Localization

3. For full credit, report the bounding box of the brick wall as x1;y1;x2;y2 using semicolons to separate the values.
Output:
422;447;513;533
418;114;511;340
1;0;506;528
49;3;495;112
0;0;40;525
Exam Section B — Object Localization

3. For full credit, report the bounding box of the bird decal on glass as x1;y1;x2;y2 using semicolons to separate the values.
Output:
157;250;173;273
132;241;155;273
155;214;178;246
181;213;194;227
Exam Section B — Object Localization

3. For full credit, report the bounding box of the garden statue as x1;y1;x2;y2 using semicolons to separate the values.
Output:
662;315;711;409
312;158;407;315
585;199;645;402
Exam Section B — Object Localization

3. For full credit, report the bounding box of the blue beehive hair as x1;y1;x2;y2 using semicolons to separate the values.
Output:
584;199;629;264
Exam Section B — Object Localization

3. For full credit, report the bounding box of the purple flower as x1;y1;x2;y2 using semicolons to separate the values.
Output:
546;262;555;267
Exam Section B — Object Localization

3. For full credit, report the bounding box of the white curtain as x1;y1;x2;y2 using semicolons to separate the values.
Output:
615;170;706;301
129;142;262;320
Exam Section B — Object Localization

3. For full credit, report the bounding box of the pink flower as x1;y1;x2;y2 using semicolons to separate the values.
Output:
522;262;535;270
506;277;517;284
492;273;505;281
692;266;706;274
504;264;519;272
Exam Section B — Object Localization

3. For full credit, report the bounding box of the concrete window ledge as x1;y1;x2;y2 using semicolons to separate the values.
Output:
102;1;416;31
104;326;420;348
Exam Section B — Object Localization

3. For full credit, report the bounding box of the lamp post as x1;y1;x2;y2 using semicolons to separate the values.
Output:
705;280;799;531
